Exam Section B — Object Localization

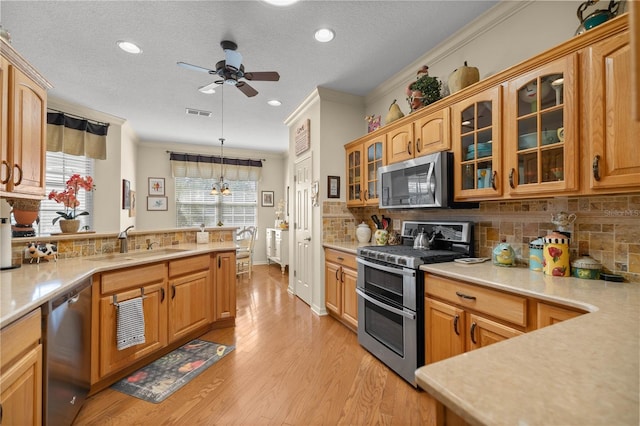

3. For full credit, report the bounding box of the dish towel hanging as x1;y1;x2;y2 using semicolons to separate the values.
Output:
116;297;146;351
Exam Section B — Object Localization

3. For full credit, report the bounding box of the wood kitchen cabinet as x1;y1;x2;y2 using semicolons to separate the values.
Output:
583;29;640;192
424;273;525;364
385;121;414;164
0;39;51;198
324;248;358;331
0;308;42;426
386;108;451;165
213;251;236;321
452;86;502;200
168;254;211;342
94;263;168;380
504;54;579;197
345;133;386;206
537;302;582;328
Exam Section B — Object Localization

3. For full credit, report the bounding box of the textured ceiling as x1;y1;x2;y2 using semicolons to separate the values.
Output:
1;0;498;153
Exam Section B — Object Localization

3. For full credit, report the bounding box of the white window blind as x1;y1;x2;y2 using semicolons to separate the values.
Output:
175;177;257;229
37;152;95;235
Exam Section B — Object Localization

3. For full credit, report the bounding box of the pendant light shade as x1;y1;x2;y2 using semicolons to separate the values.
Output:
210;87;231;196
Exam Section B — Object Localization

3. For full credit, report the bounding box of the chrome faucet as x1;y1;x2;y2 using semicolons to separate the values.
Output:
146;240;158;250
118;225;134;253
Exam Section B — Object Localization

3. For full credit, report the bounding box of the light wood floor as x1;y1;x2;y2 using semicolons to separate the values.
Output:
74;264;436;425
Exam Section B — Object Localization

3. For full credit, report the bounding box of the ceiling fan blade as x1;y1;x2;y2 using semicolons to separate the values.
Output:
198;81;220;93
236;81;258;97
177;61;215;74
244;71;280;81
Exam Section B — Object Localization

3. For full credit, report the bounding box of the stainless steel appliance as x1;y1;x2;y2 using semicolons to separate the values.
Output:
43;277;92;425
356;221;474;386
378;151;477;209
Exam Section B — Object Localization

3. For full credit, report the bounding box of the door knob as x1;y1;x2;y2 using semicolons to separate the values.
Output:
304;236;311;241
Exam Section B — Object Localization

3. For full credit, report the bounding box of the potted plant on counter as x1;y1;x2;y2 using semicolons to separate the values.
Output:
48;174;95;233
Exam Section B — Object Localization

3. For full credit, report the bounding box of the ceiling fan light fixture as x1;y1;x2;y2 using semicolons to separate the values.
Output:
314;28;335;43
116;40;142;54
267;99;282;106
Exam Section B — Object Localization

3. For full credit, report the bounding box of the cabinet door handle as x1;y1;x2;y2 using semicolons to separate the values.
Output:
1;160;11;185
171;285;176;299
363;189;368;202
218;256;221;268
453;314;460;336
407;141;412;156
416;138;422;153
456;291;476;301
13;164;22;186
491;170;498;190
335;267;341;281
160;287;165;302
593;155;601;181
341;271;345;282
509;168;516;189
470;322;478;344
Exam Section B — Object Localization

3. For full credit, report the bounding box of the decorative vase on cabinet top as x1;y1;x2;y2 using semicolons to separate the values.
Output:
356;222;372;244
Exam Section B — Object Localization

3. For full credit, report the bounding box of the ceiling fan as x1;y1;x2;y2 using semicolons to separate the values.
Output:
177;40;280;97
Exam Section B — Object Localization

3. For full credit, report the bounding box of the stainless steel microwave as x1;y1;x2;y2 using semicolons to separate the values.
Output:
379;151;475;209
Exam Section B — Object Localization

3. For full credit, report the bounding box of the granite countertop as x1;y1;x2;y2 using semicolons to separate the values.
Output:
322;241;371;255
416;262;639;426
0;242;237;328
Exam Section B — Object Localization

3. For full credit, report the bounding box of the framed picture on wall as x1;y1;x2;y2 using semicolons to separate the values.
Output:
261;191;274;207
129;190;136;217
148;177;165;196
328;176;340;198
122;179;130;209
147;196;168;211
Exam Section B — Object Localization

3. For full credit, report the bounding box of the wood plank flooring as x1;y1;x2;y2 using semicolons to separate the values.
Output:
74;264;436;425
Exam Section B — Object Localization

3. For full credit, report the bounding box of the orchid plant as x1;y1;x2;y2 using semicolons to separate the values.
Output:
48;174;95;224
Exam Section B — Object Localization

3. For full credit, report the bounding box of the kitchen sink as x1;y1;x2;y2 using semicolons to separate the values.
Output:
88;248;189;261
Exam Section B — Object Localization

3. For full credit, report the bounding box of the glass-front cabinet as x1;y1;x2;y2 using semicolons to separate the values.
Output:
505;55;578;196
452;86;502;199
346;134;386;206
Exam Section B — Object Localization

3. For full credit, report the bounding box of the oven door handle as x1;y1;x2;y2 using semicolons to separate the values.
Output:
356;257;416;277
355;288;416;320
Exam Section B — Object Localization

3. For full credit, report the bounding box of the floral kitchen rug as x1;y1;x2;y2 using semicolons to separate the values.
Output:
111;339;235;403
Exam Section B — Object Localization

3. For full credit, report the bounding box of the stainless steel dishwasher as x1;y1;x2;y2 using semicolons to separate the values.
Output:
43;277;92;426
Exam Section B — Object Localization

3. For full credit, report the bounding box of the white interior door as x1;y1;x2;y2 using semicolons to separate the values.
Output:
294;156;312;305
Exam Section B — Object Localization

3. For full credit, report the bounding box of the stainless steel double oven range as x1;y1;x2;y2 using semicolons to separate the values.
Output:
356;220;474;386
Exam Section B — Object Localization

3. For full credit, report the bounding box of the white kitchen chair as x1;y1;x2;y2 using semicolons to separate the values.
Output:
236;226;256;279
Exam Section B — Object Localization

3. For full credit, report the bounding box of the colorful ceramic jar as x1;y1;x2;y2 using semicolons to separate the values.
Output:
356;222;372;244
543;231;571;277
529;237;544;271
374;229;388;246
492;240;515;267
571;255;602;280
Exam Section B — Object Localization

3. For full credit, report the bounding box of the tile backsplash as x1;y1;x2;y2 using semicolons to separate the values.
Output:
323;194;640;283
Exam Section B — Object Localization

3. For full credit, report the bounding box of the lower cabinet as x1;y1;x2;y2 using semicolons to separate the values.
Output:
95;263;168;379
424;273;585;365
168;254;211;342
214;251;236;321
324;248;358;331
0;308;42;426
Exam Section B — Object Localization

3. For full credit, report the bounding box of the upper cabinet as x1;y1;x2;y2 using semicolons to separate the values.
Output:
583;29;640;192
346;133;386;207
452;86;502;199
0;39;51;198
386;107;451;165
504;55;579;197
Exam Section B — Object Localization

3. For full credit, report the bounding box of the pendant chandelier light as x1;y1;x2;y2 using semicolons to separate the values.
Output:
210;87;232;196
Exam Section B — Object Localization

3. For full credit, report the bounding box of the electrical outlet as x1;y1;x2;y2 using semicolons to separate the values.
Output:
393;219;400;230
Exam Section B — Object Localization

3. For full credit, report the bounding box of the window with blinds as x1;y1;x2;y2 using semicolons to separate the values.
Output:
37;152;95;235
175;177;257;229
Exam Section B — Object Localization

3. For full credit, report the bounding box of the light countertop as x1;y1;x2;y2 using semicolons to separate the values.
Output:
416;262;639;426
0;242;237;328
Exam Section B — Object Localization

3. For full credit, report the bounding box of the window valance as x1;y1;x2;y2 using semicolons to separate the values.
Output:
46;111;109;160
170;152;263;181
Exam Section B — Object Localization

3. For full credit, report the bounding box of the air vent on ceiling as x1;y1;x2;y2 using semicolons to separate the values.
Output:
185;108;212;117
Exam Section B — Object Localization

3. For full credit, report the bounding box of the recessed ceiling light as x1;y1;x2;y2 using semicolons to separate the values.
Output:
314;28;335;43
267;99;282;106
116;40;142;54
262;0;299;6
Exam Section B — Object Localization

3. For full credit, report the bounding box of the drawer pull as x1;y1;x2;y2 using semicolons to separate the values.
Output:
337;256;344;261
453;314;460;335
470;322;478;344
456;291;476;301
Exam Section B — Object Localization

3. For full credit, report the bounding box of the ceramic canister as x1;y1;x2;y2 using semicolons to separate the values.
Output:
374;229;388;246
356;222;372;243
543;231;570;277
529;237;544;271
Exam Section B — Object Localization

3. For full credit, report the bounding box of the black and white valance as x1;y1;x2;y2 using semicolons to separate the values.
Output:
46;111;109;160
169;152;263;181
